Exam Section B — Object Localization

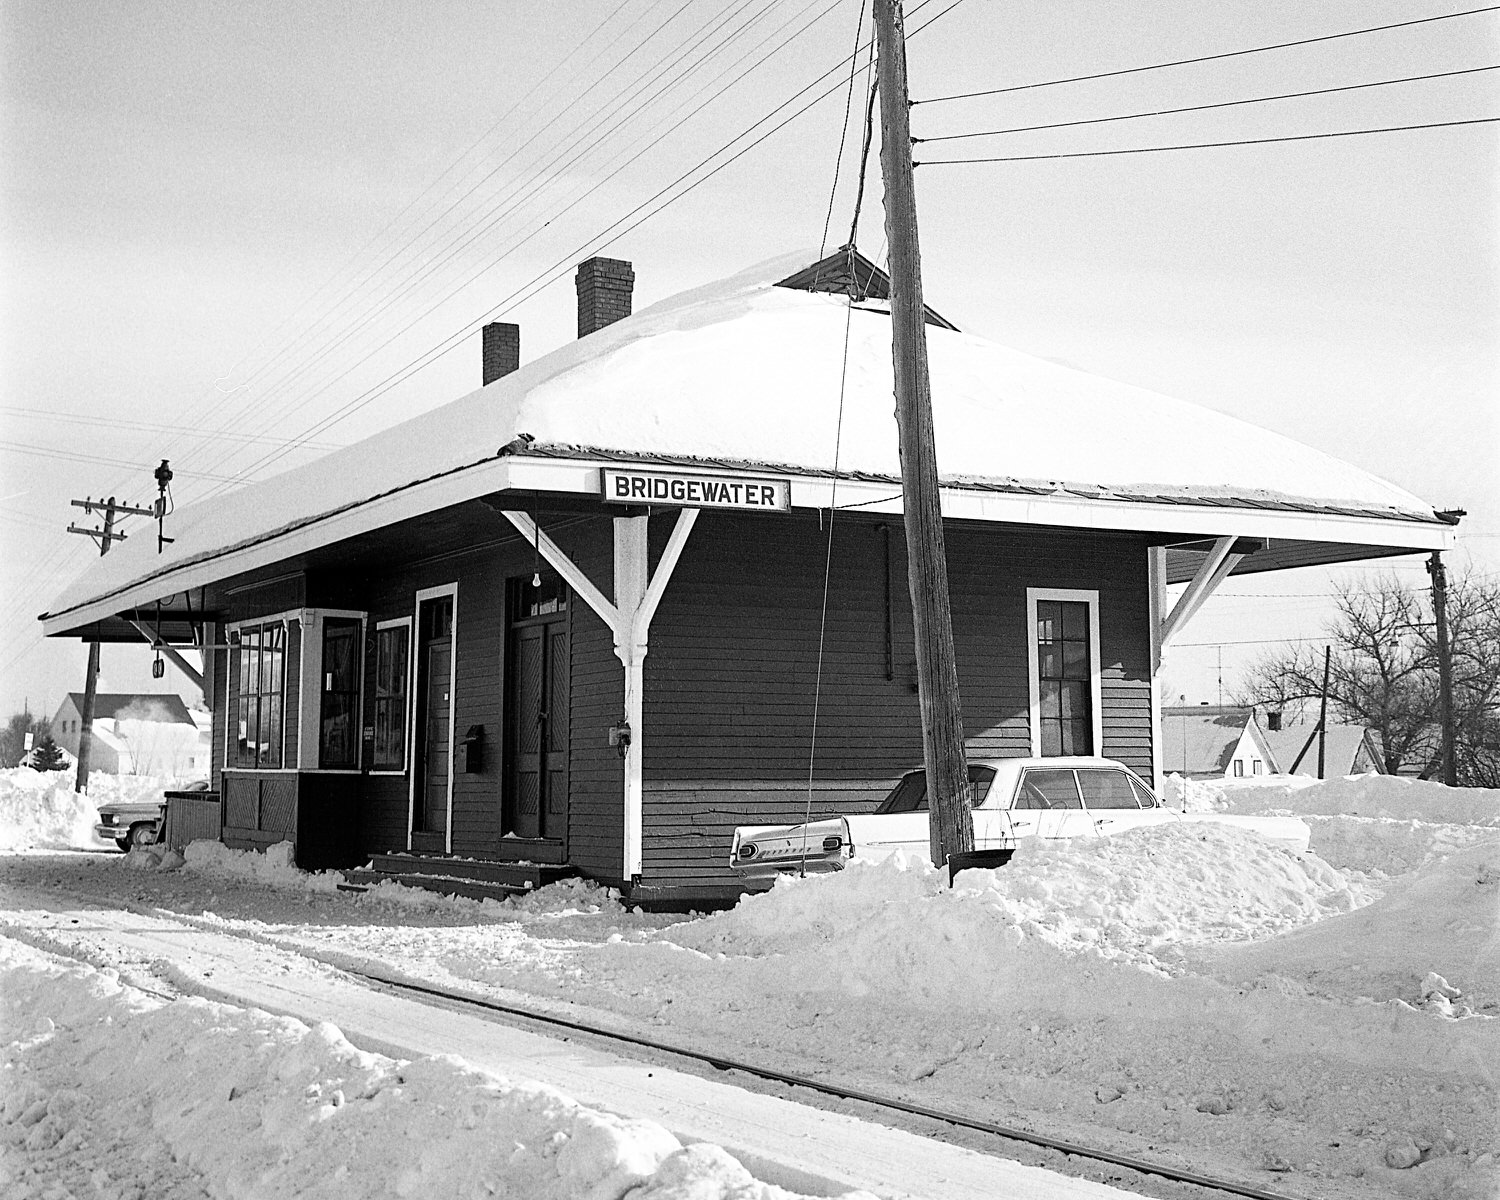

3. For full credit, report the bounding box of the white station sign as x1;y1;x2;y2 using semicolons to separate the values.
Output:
601;468;790;512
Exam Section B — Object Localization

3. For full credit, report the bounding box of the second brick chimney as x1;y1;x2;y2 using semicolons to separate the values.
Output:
482;321;520;385
575;257;634;338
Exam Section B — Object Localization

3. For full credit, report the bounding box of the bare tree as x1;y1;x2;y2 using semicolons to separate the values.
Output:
1238;572;1499;786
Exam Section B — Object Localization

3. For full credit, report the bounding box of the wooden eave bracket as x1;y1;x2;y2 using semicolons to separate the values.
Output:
1158;536;1245;650
500;508;699;656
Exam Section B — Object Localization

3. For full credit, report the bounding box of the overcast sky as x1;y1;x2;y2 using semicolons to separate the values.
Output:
2;0;1496;724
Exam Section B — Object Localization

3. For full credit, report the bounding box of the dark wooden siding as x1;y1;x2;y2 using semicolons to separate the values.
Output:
558;520;626;883
639;513;1153;890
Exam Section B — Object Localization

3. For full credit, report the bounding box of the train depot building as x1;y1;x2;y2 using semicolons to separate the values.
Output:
41;250;1456;903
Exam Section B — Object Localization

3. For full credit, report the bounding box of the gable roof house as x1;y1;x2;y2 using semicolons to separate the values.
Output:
49;692;203;777
1263;724;1387;778
39;250;1457;901
1161;705;1278;779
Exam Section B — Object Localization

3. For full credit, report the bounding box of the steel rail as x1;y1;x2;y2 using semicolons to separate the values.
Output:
348;965;1305;1200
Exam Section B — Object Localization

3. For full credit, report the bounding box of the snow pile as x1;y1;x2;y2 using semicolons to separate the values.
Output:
1165;774;1500;875
0;767;172;851
1213;774;1500;826
184;839;344;893
673;823;1370;978
0;940;849;1200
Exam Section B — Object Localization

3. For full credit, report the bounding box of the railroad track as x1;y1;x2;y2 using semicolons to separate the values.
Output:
346;964;1306;1200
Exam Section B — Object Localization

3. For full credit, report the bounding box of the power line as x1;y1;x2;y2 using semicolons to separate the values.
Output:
913;5;1500;105
211;0;964;489
914;64;1500;144
0;440;239;482
192;0;830;486
915;116;1500;165
0;406;346;452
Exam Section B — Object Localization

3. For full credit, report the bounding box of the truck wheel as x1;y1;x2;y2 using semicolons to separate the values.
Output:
127;823;157;850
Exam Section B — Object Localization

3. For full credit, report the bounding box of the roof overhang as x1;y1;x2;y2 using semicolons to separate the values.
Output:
41;451;1454;639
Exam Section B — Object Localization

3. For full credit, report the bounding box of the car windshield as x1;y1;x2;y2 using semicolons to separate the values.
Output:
875;765;996;814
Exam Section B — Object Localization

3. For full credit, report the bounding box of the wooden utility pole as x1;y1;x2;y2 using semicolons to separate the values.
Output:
67;495;153;791
874;0;973;868
1287;645;1332;778
1427;551;1458;786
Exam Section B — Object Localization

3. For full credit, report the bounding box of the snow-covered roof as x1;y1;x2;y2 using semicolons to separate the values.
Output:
42;251;1450;631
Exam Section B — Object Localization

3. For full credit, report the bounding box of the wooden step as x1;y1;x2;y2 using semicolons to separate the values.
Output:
343;868;538;903
364;853;574;891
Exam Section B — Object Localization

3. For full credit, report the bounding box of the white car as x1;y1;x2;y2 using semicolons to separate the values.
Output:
729;757;1311;877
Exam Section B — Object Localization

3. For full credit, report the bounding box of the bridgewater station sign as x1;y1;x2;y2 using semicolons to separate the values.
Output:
601;468;791;512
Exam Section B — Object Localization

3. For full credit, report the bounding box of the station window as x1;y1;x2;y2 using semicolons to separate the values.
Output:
319;618;362;769
372;621;411;770
231;621;284;768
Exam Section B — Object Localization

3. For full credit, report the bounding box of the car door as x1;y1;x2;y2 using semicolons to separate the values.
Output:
1076;767;1166;837
1009;768;1090;839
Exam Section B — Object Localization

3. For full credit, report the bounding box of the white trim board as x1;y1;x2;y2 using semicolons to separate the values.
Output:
407;584;459;855
42;454;1453;637
1025;588;1104;758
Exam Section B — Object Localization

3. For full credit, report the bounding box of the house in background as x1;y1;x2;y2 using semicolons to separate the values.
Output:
1161;705;1277;779
50;693;207;777
38;249;1456;901
1263;724;1386;778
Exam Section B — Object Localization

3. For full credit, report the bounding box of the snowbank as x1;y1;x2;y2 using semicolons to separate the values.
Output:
0;938;860;1200
183;838;344;893
1167;772;1500;826
0;767;172;852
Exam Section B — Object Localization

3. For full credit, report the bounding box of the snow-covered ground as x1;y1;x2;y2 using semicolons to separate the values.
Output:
2;769;1496;1199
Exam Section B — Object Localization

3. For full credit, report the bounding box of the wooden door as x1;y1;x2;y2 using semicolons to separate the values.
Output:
412;594;454;840
421;639;452;832
507;580;568;841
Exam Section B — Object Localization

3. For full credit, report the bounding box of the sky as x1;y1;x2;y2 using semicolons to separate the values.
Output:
1;0;1496;724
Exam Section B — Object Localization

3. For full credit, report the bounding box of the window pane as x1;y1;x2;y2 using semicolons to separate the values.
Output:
1130;777;1157;808
321;692;354;768
1061;601;1087;640
259;625;278;693
1079;769;1139;810
1036;600;1059;642
1018;769;1082;809
1040;680;1060;719
261;695;281;767
1062;640;1089;677
1062;718;1089;756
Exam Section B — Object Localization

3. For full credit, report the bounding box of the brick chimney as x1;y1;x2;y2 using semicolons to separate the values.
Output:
482;322;520;385
575;257;634;338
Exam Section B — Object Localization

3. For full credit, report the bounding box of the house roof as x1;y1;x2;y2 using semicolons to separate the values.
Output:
57;693;195;725
41;251;1453;635
1161;709;1259;776
1263;726;1383;776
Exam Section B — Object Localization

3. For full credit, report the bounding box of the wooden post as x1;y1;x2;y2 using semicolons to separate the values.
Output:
874;0;973;869
75;499;118;793
1427;552;1458;786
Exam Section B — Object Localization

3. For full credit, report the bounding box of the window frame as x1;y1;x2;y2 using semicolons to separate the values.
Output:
369;617;413;775
318;616;364;771
408;582;460;853
1025;587;1103;758
224;613;293;771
